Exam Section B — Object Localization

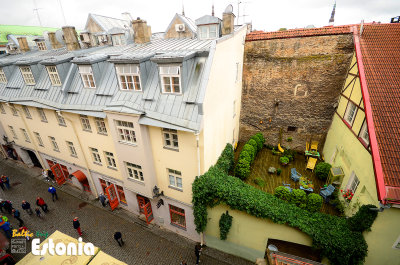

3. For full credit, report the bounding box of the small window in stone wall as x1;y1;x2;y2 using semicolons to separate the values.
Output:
287;126;297;132
294;84;308;97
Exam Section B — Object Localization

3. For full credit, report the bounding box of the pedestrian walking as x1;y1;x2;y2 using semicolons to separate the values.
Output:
1;221;12;238
12;209;24;227
48;186;58;202
73;217;82;236
47;170;55;183
36;197;48;213
18;225;30;240
113;231;124;247
0;178;4;191
1;175;10;190
35;208;42;218
0;201;4;213
195;244;202;265
3;200;12;214
21;201;33;215
99;193;107;207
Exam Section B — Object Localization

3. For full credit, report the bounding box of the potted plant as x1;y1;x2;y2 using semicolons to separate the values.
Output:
280;156;289;166
277;168;282;175
341;189;354;203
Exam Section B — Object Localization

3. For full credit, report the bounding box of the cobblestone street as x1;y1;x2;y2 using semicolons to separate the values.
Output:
0;159;253;265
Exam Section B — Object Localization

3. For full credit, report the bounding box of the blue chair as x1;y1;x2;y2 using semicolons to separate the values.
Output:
320;184;335;201
282;182;292;192
291;168;301;182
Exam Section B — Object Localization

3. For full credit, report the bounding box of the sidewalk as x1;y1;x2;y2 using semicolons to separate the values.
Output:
0;158;253;265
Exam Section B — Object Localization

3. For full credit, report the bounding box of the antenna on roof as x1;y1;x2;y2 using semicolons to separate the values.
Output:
212;3;215;16
360;19;364;36
58;0;67;25
237;0;251;25
33;0;43;27
329;0;336;26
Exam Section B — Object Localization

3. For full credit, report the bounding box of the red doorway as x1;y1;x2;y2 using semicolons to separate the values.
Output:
137;195;153;224
106;184;119;211
47;160;69;185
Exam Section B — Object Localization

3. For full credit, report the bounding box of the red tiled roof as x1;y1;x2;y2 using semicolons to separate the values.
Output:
246;25;352;41
357;23;400;199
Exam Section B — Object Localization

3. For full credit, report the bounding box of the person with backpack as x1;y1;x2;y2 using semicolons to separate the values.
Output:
12;209;23;227
48;186;58;202
113;231;124;247
1;176;10;190
36;197;48;213
21;200;33;215
3;200;12;214
73;217;82;236
99;193;107;207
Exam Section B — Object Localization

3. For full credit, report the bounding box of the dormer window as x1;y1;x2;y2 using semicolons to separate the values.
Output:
37;41;47;51
97;35;108;45
46;66;61;86
159;65;181;94
20;66;35;85
112;35;126;46
116;65;141;91
0;68;7;83
198;25;218;39
78;65;96;88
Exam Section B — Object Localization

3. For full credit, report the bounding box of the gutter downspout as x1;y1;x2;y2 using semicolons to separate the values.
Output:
60;111;98;198
194;130;204;246
15;105;46;168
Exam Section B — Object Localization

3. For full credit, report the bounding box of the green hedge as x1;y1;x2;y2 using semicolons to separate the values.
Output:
234;133;265;180
274;186;290;201
216;143;234;173
315;162;332;181
219;211;233;240
347;204;378;232
194;147;370;265
306;193;323;213
235;158;251;180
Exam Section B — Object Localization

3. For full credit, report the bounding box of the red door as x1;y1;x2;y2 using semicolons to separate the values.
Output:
106;184;119;211
51;163;66;185
143;202;154;224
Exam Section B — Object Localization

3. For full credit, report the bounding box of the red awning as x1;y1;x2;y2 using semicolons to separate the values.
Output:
71;170;87;182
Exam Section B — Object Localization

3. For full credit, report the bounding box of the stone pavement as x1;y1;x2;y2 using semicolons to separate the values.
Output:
0;158;253;265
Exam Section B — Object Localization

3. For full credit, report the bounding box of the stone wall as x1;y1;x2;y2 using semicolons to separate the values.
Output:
240;34;354;151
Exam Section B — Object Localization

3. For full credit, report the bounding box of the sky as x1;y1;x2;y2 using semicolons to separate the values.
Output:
0;0;399;32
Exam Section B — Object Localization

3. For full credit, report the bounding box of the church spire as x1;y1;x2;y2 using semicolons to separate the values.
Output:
329;1;336;25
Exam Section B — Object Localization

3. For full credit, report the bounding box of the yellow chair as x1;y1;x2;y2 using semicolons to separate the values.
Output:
278;143;284;153
310;141;318;152
306;157;317;171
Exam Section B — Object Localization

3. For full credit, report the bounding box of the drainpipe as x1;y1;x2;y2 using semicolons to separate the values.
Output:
14;104;46;168
59;111;98;198
194;130;204;246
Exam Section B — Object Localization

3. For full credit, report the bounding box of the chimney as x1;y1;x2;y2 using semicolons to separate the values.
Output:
132;18;151;44
222;5;235;35
62;26;80;51
17;37;30;52
48;32;63;49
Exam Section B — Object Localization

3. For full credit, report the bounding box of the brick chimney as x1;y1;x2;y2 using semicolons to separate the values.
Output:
222;7;235;35
132;18;151;44
48;32;63;49
17;37;30;52
62;26;80;51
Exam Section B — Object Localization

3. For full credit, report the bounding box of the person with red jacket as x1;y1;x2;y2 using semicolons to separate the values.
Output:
73;217;82;236
36;197;48;213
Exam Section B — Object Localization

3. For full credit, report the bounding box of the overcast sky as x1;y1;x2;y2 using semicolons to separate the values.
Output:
0;0;399;32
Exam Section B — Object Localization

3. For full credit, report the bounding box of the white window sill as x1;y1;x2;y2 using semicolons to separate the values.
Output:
107;166;118;171
118;140;137;147
127;178;145;185
170;222;186;231
163;146;179;152
93;161;102;166
168;185;183;192
25;140;31;143
83;129;92;133
97;132;108;136
59;124;67;127
53;149;60;152
71;154;78;158
41;120;48;123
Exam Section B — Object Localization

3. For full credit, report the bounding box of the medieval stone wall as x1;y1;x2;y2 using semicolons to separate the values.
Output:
240;34;354;151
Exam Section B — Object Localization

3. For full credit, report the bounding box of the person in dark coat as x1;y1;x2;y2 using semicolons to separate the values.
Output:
35;208;42;218
1;221;12;238
3;200;12;214
99;193;107;207
12;209;24;227
195;244;202;265
2;175;10;190
48;186;58;201
113;231;124;247
36;197;48;213
73;217;82;236
21;200;33;215
0;178;4;191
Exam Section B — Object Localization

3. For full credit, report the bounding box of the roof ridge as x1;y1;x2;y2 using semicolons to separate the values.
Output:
90;13;128;22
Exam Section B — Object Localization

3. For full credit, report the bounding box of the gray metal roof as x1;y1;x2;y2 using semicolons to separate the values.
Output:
86;14;130;32
195;15;221;26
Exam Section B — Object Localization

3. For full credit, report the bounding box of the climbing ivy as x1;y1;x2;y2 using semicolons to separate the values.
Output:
219;211;233;240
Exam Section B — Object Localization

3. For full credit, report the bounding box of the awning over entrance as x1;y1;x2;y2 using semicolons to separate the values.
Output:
71;170;87;183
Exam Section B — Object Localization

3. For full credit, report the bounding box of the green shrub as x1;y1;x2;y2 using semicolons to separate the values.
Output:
289;189;307;206
271;148;280;155
283;149;296;161
251;135;263;151
219;211;233;240
315;162;332;181
276;168;282;176
254;177;265;188
347;204;378;232
242;144;256;162
286;137;293;142
265;144;275;150
280;156;289;165
239;151;251;163
274;186;290;201
216;144;234;173
248;139;258;155
255;132;265;145
235;158;251;180
306;193;323;212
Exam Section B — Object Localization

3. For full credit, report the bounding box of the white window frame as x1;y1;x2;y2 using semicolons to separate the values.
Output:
168;169;182;190
116;120;137;144
49;136;59;152
66;141;77;157
359;120;369;145
8;126;17;139
90;147;102;164
46;66;62;86
346;172;360;194
80;115;92;132
78;65;96;88
159;65;181;94
199;24;218;39
36;41;47;51
104;151;117;169
126;162;144;182
10;103;18;116
116;64;142;91
22;105;31;119
34;132;44;147
162;128;179;150
0;103;5;114
0;68;7;83
54;111;66;126
20;66;35;85
112;35;125;46
37;108;47;122
95;117;107;135
20;128;30;142
344;101;357;125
